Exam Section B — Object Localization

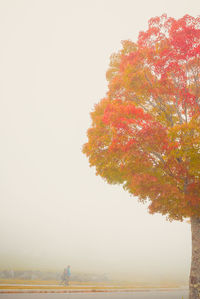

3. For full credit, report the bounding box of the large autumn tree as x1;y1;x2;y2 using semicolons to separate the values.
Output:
83;14;200;299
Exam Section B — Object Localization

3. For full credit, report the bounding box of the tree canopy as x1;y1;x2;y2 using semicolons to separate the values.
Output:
83;14;200;221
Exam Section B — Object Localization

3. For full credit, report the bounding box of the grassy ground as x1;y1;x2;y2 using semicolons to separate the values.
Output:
0;279;181;290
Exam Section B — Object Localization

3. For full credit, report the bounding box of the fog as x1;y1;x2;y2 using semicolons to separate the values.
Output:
0;0;199;284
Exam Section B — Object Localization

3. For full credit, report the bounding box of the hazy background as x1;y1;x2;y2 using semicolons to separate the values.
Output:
0;0;199;284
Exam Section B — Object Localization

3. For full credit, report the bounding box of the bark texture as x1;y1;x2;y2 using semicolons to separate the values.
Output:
190;217;200;299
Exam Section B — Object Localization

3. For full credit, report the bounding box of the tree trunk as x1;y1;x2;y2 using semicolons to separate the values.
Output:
190;217;200;299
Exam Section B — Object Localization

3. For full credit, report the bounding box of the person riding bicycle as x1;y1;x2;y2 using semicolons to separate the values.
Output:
61;265;71;285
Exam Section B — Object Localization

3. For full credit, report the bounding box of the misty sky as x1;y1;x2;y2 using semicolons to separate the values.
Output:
0;0;199;283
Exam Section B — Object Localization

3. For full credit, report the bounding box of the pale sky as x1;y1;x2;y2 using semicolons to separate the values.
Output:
0;0;199;284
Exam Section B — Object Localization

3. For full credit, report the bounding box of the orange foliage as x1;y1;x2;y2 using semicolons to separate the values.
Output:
83;15;200;221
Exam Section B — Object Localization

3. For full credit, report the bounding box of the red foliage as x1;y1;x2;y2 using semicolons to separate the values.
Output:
83;14;200;220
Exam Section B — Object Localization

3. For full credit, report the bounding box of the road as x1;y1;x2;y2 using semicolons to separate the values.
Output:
0;289;189;299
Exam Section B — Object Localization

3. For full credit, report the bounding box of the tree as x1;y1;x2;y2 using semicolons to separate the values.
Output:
82;14;200;299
